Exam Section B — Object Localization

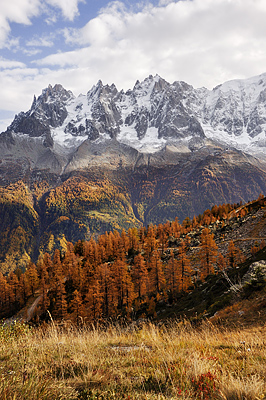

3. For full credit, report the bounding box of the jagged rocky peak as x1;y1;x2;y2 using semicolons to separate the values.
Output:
62;80;122;141
132;74;167;98
85;81;121;139
122;74;205;142
87;80;118;102
28;84;74;116
37;84;74;105
87;80;104;100
6;83;75;147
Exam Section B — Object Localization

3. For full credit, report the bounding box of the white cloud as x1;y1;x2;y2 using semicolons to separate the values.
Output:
2;0;266;117
0;0;41;25
23;48;42;56
0;66;39;113
45;14;58;25
0;0;85;48
3;37;20;51
46;0;85;20
26;36;54;47
158;0;172;5
0;57;25;69
34;0;266;91
0;0;41;47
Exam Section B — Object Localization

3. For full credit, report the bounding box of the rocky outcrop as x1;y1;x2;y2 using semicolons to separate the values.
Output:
6;84;74;147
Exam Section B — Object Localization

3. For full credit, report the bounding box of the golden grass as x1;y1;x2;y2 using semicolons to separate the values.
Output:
0;320;265;399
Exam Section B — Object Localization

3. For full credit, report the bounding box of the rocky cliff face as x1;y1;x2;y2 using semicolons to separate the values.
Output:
8;84;74;148
4;73;266;158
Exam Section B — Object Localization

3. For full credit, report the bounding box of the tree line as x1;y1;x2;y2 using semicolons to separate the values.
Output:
1;195;260;323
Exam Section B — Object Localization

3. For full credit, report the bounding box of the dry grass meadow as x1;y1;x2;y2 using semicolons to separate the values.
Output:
0;319;265;400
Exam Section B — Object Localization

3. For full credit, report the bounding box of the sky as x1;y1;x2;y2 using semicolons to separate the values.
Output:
1;0;266;132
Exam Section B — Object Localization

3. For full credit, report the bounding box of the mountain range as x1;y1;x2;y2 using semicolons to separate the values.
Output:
1;73;266;271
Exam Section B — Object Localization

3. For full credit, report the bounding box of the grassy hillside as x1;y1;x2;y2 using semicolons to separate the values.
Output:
0;319;265;399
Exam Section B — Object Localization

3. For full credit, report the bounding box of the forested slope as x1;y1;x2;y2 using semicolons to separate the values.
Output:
1;194;266;324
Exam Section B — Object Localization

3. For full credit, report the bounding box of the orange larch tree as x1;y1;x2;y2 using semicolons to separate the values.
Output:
43;252;54;281
132;253;148;301
105;232;114;261
0;273;9;317
166;250;179;298
84;277;103;322
70;258;84;292
52;279;68;321
112;230;123;260
199;228;218;280
52;249;64;281
19;273;30;305
98;263;117;318
7;271;21;308
157;223;168;255
120;228;130;255
144;224;158;261
217;252;228;272
176;240;192;292
172;217;181;238
84;238;101;266
227;240;245;269
37;255;50;315
127;227;140;256
62;242;78;280
148;250;166;296
69;289;85;326
25;262;39;296
112;258;134;315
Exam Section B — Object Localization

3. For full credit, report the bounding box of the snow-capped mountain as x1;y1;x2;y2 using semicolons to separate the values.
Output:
5;73;266;158
13;74;204;155
200;73;266;155
3;73;266;263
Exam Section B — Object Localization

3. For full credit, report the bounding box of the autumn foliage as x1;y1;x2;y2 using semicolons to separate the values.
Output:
2;193;266;323
0;193;257;323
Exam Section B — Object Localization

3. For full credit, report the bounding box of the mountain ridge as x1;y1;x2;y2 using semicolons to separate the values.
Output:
2;73;266;270
4;72;266;158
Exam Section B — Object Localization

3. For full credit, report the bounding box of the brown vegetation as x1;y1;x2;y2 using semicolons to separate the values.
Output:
0;319;265;399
